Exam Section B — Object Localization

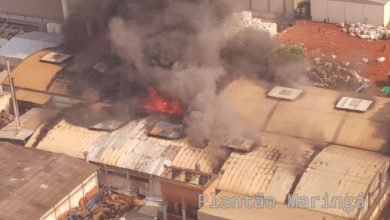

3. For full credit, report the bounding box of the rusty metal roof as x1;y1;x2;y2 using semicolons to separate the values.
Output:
216;132;316;203
294;145;390;218
31;114;227;177
87;119;186;176
171;146;228;174
0;141;96;220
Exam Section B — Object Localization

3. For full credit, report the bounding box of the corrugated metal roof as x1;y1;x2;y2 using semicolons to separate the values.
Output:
216;133;316;203
0;108;58;142
0;141;96;220
294;145;389;218
171;147;228;174
32;114;227;177
87;119;186;176
30;119;107;159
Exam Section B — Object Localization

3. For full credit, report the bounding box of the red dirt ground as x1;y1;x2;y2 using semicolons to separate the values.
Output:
277;20;390;84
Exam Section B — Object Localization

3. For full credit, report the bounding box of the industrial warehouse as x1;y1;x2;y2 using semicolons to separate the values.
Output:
0;0;389;220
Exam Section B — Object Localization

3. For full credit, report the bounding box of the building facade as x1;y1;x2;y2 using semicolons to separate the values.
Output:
160;167;217;220
0;0;69;24
311;0;390;26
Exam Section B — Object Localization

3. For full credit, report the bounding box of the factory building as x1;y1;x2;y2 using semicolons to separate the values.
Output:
0;0;76;23
198;142;390;220
311;0;390;26
231;0;306;16
0;141;98;220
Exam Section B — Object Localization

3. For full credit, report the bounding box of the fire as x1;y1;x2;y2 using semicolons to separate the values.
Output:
143;88;183;115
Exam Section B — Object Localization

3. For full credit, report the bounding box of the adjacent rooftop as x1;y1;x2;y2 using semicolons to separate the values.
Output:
0;141;97;220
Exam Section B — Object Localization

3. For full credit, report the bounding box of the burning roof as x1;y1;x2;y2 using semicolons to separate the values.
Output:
143;88;183;115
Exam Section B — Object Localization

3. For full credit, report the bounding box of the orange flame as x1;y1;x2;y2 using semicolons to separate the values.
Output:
143;88;183;115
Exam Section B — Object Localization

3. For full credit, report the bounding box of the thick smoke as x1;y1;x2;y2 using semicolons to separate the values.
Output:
62;0;308;146
108;0;261;146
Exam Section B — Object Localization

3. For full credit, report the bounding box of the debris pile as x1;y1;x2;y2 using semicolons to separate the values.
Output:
307;57;363;89
0;110;14;128
60;187;143;220
345;23;390;40
225;11;277;37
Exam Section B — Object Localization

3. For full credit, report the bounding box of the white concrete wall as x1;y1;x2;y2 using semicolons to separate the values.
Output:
364;4;385;26
286;0;295;16
345;2;364;24
311;0;328;22
0;92;11;112
226;0;250;11
252;0;268;12
311;0;386;26
270;0;284;13
251;0;295;15
40;172;99;220
384;2;390;26
0;0;64;21
328;0;345;23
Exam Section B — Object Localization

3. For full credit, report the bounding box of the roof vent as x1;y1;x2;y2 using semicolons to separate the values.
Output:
148;121;184;140
40;52;72;64
336;97;373;112
267;86;303;100
195;163;201;172
224;138;255;152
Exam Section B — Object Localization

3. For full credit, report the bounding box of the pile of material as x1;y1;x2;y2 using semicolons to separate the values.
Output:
307;57;363;89
345;23;390;40
61;187;143;220
225;11;277;37
0;110;14;128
